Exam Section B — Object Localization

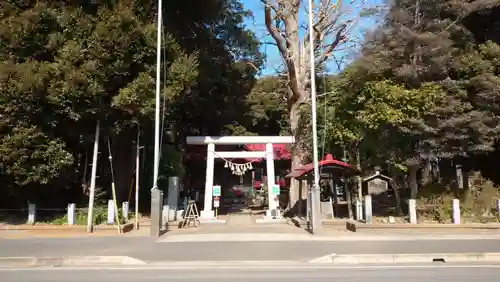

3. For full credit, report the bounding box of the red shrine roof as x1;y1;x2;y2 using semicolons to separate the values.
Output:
185;144;291;162
285;154;360;179
243;144;291;161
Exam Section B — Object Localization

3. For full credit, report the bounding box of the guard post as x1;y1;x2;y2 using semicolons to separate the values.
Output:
213;185;221;218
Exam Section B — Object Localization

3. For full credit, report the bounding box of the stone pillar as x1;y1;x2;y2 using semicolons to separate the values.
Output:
107;199;115;224
452;199;460;224
122;202;129;221
167;176;180;211
408;199;417;224
162;205;170;223
67;203;76;225
456;165;464;189
364;195;373;224
355;199;363;221
496;199;500;215
27;204;36;225
201;143;215;218
265;143;277;217
150;189;163;237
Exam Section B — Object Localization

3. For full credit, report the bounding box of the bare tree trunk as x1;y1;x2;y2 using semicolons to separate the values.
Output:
262;0;356;217
288;104;305;216
355;148;363;200
346;179;353;219
388;165;403;216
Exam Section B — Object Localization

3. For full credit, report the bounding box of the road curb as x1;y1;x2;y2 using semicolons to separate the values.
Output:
0;256;146;268
309;253;500;264
156;233;500;243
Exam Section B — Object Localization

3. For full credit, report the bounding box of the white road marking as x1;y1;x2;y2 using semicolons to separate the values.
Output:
1;263;500;271
308;252;500;264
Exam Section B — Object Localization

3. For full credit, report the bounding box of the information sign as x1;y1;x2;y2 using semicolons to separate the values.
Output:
272;185;280;195
212;185;221;197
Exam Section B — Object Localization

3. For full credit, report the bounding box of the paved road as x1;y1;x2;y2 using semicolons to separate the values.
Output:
1;266;500;281
2;237;500;262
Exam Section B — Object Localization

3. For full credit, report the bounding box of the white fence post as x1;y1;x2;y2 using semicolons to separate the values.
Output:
408;199;417;224
496;199;500;216
27;204;36;225
452;199;461;224
122;202;129;221
107;199;115;224
364;195;373;224
67;203;76;225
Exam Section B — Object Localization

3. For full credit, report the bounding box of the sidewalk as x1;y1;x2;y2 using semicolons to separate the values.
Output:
0;226;152;239
3;214;500;240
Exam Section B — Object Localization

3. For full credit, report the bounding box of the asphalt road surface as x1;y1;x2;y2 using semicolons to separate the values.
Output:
2;237;500;262
1;265;500;282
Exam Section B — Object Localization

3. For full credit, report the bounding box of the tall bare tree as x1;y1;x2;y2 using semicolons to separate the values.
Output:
261;0;362;213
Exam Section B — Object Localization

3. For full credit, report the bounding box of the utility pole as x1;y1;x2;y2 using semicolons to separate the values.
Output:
86;120;100;233
308;0;321;234
152;0;163;191
150;0;163;237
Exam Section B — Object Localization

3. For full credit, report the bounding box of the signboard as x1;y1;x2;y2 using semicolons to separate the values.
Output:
272;185;280;196
212;185;221;197
213;196;220;208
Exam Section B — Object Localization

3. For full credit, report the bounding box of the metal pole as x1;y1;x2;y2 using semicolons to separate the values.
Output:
152;0;162;191
135;127;140;230
86;120;100;233
308;0;321;234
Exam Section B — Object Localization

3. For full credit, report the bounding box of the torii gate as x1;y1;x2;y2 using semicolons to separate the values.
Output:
186;136;295;220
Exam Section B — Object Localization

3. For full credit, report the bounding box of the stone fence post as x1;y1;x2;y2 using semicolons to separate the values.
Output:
107;199;115;224
67;203;76;225
408;199;417;224
364;195;372;224
122;202;129;221
27;203;36;225
452;199;460;224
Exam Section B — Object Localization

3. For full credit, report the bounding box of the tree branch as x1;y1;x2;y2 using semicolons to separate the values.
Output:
263;2;287;56
316;24;347;65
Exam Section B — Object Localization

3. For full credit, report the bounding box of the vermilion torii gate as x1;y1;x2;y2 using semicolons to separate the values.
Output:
186;136;295;220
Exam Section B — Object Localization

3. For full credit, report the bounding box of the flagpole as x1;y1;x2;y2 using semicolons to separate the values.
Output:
308;0;321;233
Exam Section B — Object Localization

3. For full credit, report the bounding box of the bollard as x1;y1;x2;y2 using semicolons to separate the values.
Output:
122;202;129;221
364;195;373;224
452;199;461;224
107;199;115;224
27;204;36;225
67;203;76;225
408;199;417;224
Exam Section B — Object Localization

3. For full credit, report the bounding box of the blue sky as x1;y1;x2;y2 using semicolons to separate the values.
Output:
241;0;384;75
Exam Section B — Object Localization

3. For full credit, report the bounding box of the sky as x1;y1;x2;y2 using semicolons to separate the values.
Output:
241;0;384;75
